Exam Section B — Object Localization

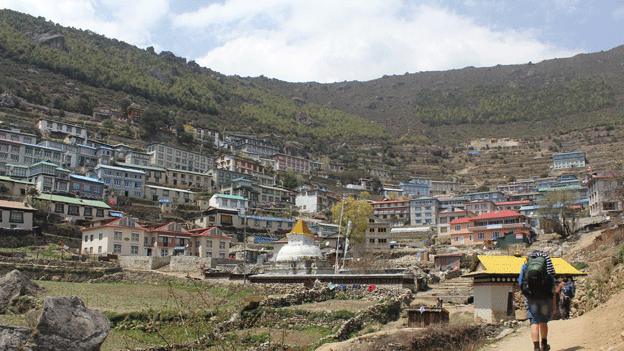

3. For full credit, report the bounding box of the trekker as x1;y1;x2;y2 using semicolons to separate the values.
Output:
519;250;556;351
559;277;575;319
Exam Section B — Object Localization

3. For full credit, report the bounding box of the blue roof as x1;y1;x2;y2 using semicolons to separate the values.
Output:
109;211;124;218
70;174;105;184
254;236;277;243
245;215;294;223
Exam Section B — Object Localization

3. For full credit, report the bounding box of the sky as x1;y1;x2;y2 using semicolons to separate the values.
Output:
1;0;623;83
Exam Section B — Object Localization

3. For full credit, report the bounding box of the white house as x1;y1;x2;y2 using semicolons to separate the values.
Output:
0;200;35;230
208;193;248;212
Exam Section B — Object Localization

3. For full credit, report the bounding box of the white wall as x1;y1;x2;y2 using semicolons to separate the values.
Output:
474;284;514;323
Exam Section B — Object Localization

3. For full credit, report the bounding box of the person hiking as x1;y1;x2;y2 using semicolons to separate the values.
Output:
559;277;575;319
518;250;555;351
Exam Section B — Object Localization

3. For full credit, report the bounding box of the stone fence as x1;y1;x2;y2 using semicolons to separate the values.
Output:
118;256;171;270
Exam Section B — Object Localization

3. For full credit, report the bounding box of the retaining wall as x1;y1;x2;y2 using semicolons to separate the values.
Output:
118;256;171;270
168;256;211;272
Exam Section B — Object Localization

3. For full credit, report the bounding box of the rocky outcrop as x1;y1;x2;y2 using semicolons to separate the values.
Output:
34;32;65;50
0;92;17;108
0;296;110;351
0;270;41;313
33;296;110;351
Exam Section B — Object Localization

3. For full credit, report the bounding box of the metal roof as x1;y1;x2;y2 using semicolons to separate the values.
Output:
464;255;586;277
35;194;111;209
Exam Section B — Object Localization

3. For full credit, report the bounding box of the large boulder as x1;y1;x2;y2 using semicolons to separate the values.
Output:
0;270;41;313
33;296;110;351
0;326;33;351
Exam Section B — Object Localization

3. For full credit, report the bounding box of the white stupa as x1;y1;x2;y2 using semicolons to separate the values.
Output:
275;219;322;262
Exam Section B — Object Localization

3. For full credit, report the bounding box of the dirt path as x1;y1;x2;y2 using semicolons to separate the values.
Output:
485;290;624;351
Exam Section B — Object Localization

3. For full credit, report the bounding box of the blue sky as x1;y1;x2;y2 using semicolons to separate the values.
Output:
1;0;623;82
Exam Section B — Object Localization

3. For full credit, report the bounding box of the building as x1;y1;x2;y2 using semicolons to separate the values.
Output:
165;168;213;190
0;176;33;200
94;164;145;199
69;174;106;200
209;168;251;190
371;199;411;226
399;178;431;198
469;138;520;150
37;119;88;140
220;178;293;209
437;210;473;236
145;185;197;205
434;253;463;271
0;200;35;230
382;186;404;199
449;210;530;246
146;143;213;173
588;174;623;217
227;134;280;157
430;180;459;195
208;193;248;212
27;161;71;194
494;200;532;211
81;217;147;256
36;193;111;223
194;208;242;228
272;153;311;174
496;179;537;194
552;151;586;169
463;191;506;202
0;128;37;144
0;139;64;169
216;154;265;175
366;225;432;252
244;215;295;233
187;227;232;258
113;163;167;187
409;197;438;226
435;195;466;212
295;188;337;215
464;255;585;323
465;200;496;215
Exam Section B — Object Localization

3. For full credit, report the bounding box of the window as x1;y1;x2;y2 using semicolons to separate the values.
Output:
378;238;387;243
206;251;212;257
89;247;93;254
492;231;500;240
96;209;104;217
55;203;65;213
97;246;102;253
454;224;461;231
369;238;375;244
98;233;103;240
90;234;94;241
478;232;485;240
160;249;169;257
84;235;88;242
130;246;139;255
67;205;79;216
114;231;123;240
131;233;140;242
9;211;23;223
113;244;122;254
219;241;226;250
83;207;92;217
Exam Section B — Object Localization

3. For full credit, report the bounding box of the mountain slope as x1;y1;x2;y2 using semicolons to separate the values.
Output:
0;9;384;152
253;46;624;140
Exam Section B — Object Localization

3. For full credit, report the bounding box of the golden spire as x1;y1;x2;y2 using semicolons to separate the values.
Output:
288;219;314;238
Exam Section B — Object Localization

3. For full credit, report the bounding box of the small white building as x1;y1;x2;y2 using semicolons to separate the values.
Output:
37;119;88;140
208;193;248;211
35;193;111;223
0;200;35;230
145;185;197;205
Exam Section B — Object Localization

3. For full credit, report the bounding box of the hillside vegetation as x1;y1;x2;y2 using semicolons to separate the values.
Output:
254;46;624;140
0;9;384;151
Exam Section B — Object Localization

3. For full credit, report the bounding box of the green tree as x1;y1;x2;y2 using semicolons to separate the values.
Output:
139;108;172;136
331;197;373;244
279;172;300;190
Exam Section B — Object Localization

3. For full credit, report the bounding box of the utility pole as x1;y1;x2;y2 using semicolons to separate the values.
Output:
334;200;345;274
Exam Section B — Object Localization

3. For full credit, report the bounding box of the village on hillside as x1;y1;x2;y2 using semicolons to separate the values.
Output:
0;102;623;350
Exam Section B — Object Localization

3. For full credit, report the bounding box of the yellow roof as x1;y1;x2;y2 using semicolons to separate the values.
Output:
288;219;314;237
471;255;586;276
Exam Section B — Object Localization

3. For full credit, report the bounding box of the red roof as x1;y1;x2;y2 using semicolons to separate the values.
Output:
495;200;531;206
450;217;472;225
474;210;522;220
450;210;523;225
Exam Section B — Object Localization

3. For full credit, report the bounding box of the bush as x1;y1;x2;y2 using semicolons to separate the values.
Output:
572;261;589;270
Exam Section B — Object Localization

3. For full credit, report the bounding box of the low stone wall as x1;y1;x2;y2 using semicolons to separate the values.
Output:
0;258;121;282
259;286;336;308
118;256;171;270
168;256;211;273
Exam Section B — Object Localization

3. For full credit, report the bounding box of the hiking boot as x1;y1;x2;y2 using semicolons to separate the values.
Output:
541;344;550;351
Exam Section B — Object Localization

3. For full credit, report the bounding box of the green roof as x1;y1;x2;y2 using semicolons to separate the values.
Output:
35;194;111;209
216;193;247;201
0;176;33;185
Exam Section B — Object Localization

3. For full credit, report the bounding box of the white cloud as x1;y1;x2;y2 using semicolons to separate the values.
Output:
0;0;169;48
176;0;577;82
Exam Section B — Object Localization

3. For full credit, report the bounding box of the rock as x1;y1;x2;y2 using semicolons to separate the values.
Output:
0;326;33;351
621;331;624;341
494;328;514;340
33;32;65;50
0;92;17;108
0;270;42;313
34;296;110;351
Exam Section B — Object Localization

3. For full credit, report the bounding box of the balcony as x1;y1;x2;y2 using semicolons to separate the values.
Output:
470;223;529;231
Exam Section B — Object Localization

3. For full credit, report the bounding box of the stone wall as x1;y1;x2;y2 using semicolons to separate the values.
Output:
168;256;211;273
0;257;121;282
118;256;171;270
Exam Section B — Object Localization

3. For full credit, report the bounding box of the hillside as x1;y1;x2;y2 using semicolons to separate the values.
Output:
0;9;384;155
253;45;624;141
